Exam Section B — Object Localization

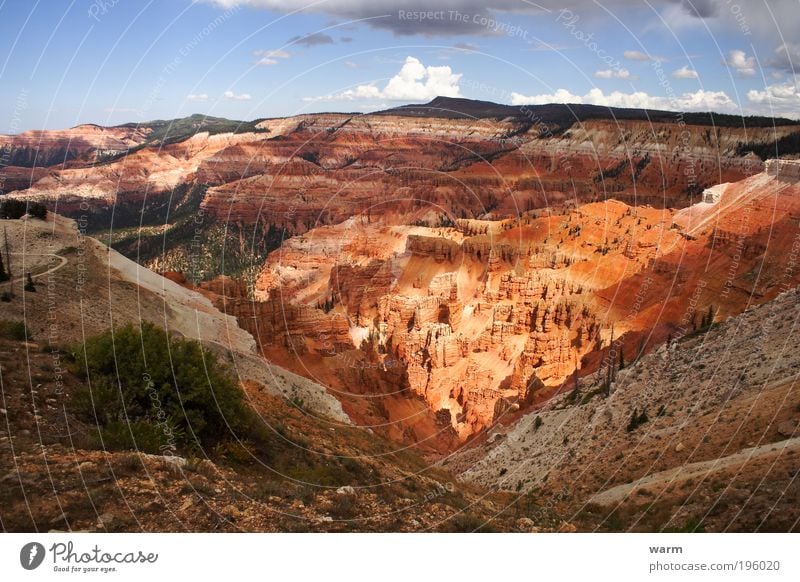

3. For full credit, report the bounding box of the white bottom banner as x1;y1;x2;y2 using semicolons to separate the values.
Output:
1;533;796;581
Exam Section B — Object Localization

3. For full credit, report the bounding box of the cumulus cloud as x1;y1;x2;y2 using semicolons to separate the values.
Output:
254;49;290;66
510;88;583;106
672;65;699;79
510;87;736;112
305;56;461;102
594;68;636;80
223;90;252;101
747;78;800;117
187;94;210;102
723;49;756;76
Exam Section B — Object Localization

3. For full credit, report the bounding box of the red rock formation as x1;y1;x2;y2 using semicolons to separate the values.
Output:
5;109;793;227
233;168;800;443
5;105;800;450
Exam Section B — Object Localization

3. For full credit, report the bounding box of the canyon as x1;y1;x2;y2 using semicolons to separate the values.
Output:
2;97;800;451
2;97;799;531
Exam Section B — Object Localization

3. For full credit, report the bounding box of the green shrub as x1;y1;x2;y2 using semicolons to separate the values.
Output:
70;322;260;453
99;420;172;454
626;408;649;432
0;199;47;220
0;320;29;341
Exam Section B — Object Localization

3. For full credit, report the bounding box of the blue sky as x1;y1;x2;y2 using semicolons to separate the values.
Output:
1;0;798;130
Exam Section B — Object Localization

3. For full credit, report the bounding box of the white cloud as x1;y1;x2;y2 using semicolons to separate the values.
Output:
594;68;636;80
509;88;582;106
723;49;756;76
305;56;461;102
223;90;252;101
344;61;358;69
747;78;800;117
510;87;737;112
672;65;699;79
383;57;461;100
254;49;290;66
623;50;653;62
187;94;209;102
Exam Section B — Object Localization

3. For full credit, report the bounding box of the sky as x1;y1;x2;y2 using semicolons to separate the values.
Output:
0;0;798;131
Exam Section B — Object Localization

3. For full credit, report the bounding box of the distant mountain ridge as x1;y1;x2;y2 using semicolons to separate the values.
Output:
376;96;800;127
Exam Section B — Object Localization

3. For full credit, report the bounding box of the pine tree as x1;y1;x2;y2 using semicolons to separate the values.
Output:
24;272;36;292
626;408;639;432
0;251;8;282
618;348;625;371
2;226;10;281
704;305;714;328
573;354;580;393
604;325;616;393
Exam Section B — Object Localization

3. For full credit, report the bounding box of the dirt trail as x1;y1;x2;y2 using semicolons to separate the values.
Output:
0;252;68;287
589;436;800;506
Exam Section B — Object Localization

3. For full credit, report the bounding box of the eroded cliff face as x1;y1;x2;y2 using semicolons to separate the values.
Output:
197;116;780;231
4;104;800;449
0;124;150;169
217;168;800;444
766;158;800;181
4;108;793;226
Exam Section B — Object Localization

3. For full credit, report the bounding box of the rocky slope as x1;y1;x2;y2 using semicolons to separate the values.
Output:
0;124;150;169
0;213;344;421
0;214;548;534
444;283;800;531
0;330;519;533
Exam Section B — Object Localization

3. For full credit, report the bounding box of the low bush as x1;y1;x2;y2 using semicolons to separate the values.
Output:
626;408;649;432
0;320;30;341
69;322;263;454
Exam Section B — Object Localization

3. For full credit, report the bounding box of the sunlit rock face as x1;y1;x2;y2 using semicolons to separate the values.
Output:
4;101;791;222
239;164;800;442
4;101;800;448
